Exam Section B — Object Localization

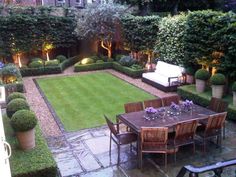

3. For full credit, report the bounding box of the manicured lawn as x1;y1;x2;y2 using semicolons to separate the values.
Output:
37;72;156;131
3;115;57;177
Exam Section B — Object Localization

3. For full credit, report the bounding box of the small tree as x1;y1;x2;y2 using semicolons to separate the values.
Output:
75;3;128;59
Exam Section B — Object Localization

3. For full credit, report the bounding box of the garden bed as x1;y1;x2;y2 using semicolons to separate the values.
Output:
177;85;236;121
36;72;156;131
74;62;145;78
3;115;57;177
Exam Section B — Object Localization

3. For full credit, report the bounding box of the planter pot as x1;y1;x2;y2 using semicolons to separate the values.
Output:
186;74;194;84
233;92;236;106
16;128;35;150
212;85;224;99
196;79;206;93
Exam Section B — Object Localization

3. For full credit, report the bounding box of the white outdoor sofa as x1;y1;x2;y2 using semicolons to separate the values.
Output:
142;61;184;92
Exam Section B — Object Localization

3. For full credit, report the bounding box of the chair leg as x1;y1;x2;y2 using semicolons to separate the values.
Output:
140;152;143;170
193;142;195;154
223;124;226;139
174;150;176;164
164;153;167;170
109;132;111;156
203;138;206;154
117;144;120;165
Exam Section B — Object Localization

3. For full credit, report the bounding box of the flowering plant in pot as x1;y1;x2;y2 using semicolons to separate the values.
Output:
194;69;210;93
182;99;193;112
10;110;37;150
232;82;236;106
210;73;226;99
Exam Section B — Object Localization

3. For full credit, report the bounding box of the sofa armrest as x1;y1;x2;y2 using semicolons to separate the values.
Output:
168;76;179;86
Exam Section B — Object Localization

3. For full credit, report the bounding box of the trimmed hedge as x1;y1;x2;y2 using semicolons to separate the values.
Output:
74;62;113;72
3;115;57;177
177;85;236;121
20;56;80;77
7;92;26;104
5;82;24;93
6;98;30;118
112;62;145;78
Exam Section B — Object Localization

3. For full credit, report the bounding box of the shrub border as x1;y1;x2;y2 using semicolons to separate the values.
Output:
177;85;236;121
74;61;145;78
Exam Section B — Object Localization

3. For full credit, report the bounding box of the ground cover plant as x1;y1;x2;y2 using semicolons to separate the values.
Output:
37;72;156;131
3;115;57;177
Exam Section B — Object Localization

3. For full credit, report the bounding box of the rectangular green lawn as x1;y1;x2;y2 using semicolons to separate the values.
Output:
37;72;156;131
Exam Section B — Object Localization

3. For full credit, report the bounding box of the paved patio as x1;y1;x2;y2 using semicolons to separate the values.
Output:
47;121;236;177
23;67;236;177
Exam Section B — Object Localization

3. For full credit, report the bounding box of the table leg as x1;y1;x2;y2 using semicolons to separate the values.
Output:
138;133;142;168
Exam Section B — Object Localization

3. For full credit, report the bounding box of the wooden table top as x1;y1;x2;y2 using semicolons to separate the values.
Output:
117;104;216;133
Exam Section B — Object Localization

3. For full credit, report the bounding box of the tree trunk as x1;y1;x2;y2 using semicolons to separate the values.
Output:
101;40;112;59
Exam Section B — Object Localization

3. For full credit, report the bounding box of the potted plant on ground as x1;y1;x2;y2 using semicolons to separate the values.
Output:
185;67;195;84
232;82;236;106
6;98;30;118
10;110;37;150
210;73;226;99
194;69;210;93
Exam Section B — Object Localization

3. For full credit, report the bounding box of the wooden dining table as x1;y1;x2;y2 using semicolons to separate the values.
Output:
116;104;216;168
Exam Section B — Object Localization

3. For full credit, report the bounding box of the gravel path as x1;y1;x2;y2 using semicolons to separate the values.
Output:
23;66;175;137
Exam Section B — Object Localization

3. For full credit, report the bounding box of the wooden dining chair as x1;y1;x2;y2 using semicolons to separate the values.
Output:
143;98;163;109
140;127;176;169
104;115;137;165
124;101;144;113
162;95;180;107
168;120;198;162
196;112;227;153
208;97;228;139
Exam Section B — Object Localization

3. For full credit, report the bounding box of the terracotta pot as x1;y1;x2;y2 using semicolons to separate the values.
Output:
186;74;194;84
196;79;206;93
233;92;236;106
16;128;35;150
212;85;224;99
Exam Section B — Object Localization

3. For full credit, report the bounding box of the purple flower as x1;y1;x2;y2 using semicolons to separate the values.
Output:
170;102;179;111
158;107;165;112
182;99;193;109
0;62;4;69
145;107;157;114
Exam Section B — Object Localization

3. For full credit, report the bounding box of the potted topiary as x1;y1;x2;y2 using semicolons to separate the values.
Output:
7;92;26;104
194;69;210;93
232;82;236;106
185;67;195;84
11;110;37;150
210;73;226;99
6;98;30;118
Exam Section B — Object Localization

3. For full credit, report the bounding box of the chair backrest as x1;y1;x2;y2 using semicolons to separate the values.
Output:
175;120;198;140
141;127;168;146
162;95;180;107
208;97;228;113
124;101;143;113
205;112;227;133
143;98;163;109
104;115;118;136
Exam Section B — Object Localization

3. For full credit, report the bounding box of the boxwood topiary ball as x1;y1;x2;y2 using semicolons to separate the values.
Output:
11;110;37;132
210;73;226;85
6;98;30;118
56;55;67;63
195;69;210;81
7;92;26;104
29;60;44;68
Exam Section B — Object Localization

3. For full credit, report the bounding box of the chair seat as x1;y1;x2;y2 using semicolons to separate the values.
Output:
168;137;195;147
142;143;178;154
197;129;221;138
114;132;137;144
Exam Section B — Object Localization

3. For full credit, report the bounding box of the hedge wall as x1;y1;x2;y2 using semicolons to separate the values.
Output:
177;85;236;121
20;56;80;77
3;116;57;177
74;62;113;72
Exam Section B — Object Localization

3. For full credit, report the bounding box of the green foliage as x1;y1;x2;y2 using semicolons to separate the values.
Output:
74;62;113;72
210;73;226;85
7;92;26;104
121;15;160;54
112;62;145;78
130;64;143;70
0;64;22;79
31;58;43;62
3;116;57;177
115;54;125;61
177;85;236;121
6;98;30;118
56;55;67;63
11;110;37;132
90;55;100;61
0;12;76;59
4;82;24;93
232;82;236;91
185;67;195;75
96;60;104;63
80;58;94;65
45;59;59;66
156;14;187;65
118;55;136;67
195;69;210;80
29;60;44;68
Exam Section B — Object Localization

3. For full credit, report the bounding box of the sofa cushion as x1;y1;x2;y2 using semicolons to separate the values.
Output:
155;61;183;77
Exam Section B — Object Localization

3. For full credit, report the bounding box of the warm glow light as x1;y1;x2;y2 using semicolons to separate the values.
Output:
17;53;22;68
43;43;54;61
